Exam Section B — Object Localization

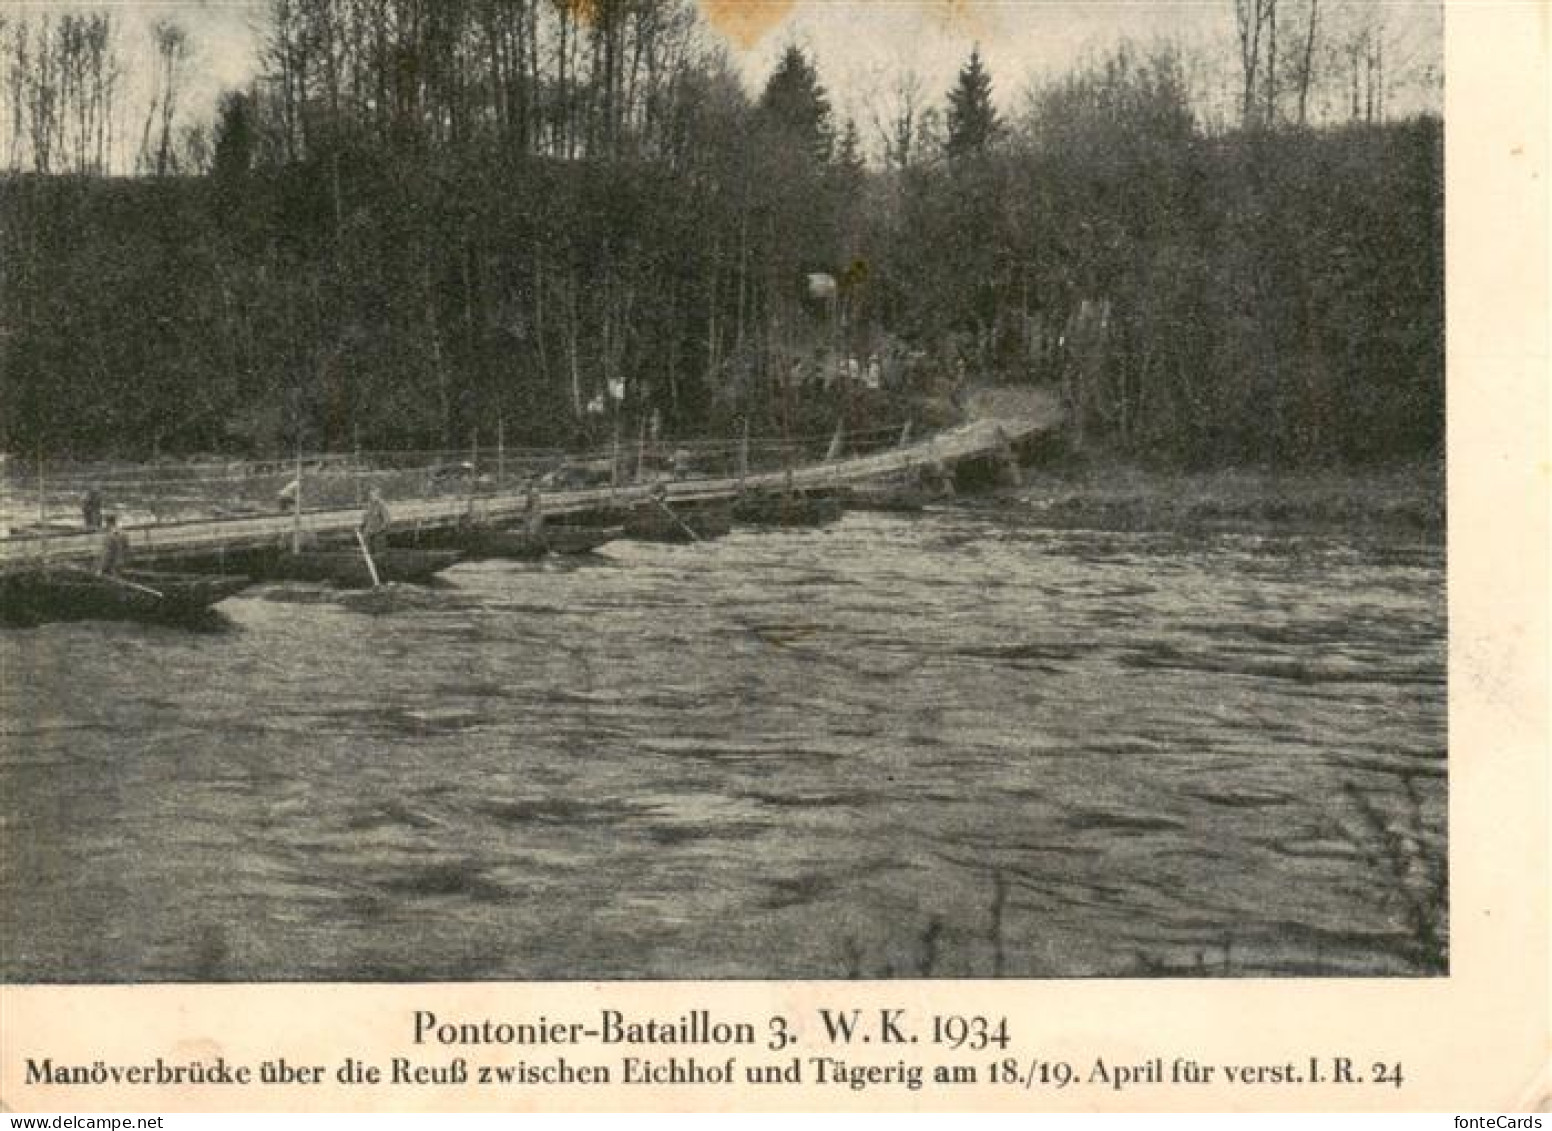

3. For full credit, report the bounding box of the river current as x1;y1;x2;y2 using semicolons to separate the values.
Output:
0;503;1445;981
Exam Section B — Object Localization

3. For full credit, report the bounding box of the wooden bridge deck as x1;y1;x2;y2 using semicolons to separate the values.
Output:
0;416;1045;572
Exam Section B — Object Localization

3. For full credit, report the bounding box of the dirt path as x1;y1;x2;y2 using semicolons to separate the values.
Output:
964;384;1066;430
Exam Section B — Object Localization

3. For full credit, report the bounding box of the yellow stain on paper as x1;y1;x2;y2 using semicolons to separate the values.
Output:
699;1;993;50
700;0;800;49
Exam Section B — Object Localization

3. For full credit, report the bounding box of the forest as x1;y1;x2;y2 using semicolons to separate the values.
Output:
0;0;1442;468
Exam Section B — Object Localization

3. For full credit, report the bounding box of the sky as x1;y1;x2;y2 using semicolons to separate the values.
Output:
720;1;1442;134
731;1;1240;112
0;0;264;91
0;0;1442;164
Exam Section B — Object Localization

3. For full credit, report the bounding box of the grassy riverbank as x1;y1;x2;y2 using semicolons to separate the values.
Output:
1012;460;1444;539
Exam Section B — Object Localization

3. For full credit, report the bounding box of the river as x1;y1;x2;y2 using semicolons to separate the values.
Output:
0;503;1446;981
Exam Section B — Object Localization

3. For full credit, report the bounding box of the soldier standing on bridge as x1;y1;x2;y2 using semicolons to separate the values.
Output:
358;487;391;553
524;483;545;538
96;514;129;576
80;487;104;530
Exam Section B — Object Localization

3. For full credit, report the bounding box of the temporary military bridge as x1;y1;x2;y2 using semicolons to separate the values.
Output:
0;414;1051;573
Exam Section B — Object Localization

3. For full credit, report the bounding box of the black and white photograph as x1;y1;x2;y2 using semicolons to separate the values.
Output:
0;0;1447;986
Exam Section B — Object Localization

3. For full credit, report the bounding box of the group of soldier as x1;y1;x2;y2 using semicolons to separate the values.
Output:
75;478;533;577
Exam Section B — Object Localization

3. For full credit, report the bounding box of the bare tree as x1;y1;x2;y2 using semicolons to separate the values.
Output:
1296;0;1319;125
1320;0;1390;124
1235;0;1267;125
25;14;57;172
140;18;190;175
866;66;927;170
1264;0;1278;121
1;16;24;171
37;13;119;174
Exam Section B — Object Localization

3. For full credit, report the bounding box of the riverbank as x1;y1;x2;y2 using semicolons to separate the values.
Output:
1010;461;1444;540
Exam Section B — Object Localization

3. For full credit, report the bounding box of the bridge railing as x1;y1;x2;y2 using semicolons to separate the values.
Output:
0;417;1036;570
0;425;915;535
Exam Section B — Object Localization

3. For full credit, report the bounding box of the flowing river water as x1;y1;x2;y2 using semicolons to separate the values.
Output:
0;503;1445;981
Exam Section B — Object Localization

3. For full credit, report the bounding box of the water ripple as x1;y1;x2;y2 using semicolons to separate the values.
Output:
0;508;1445;981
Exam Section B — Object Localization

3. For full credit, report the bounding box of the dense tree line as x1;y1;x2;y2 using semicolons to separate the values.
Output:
0;1;1440;467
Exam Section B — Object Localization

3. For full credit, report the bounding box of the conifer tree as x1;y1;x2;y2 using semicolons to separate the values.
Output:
944;46;999;160
835;117;864;177
759;44;833;162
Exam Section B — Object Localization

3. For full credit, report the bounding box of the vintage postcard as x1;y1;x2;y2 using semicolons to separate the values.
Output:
0;0;1545;1113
